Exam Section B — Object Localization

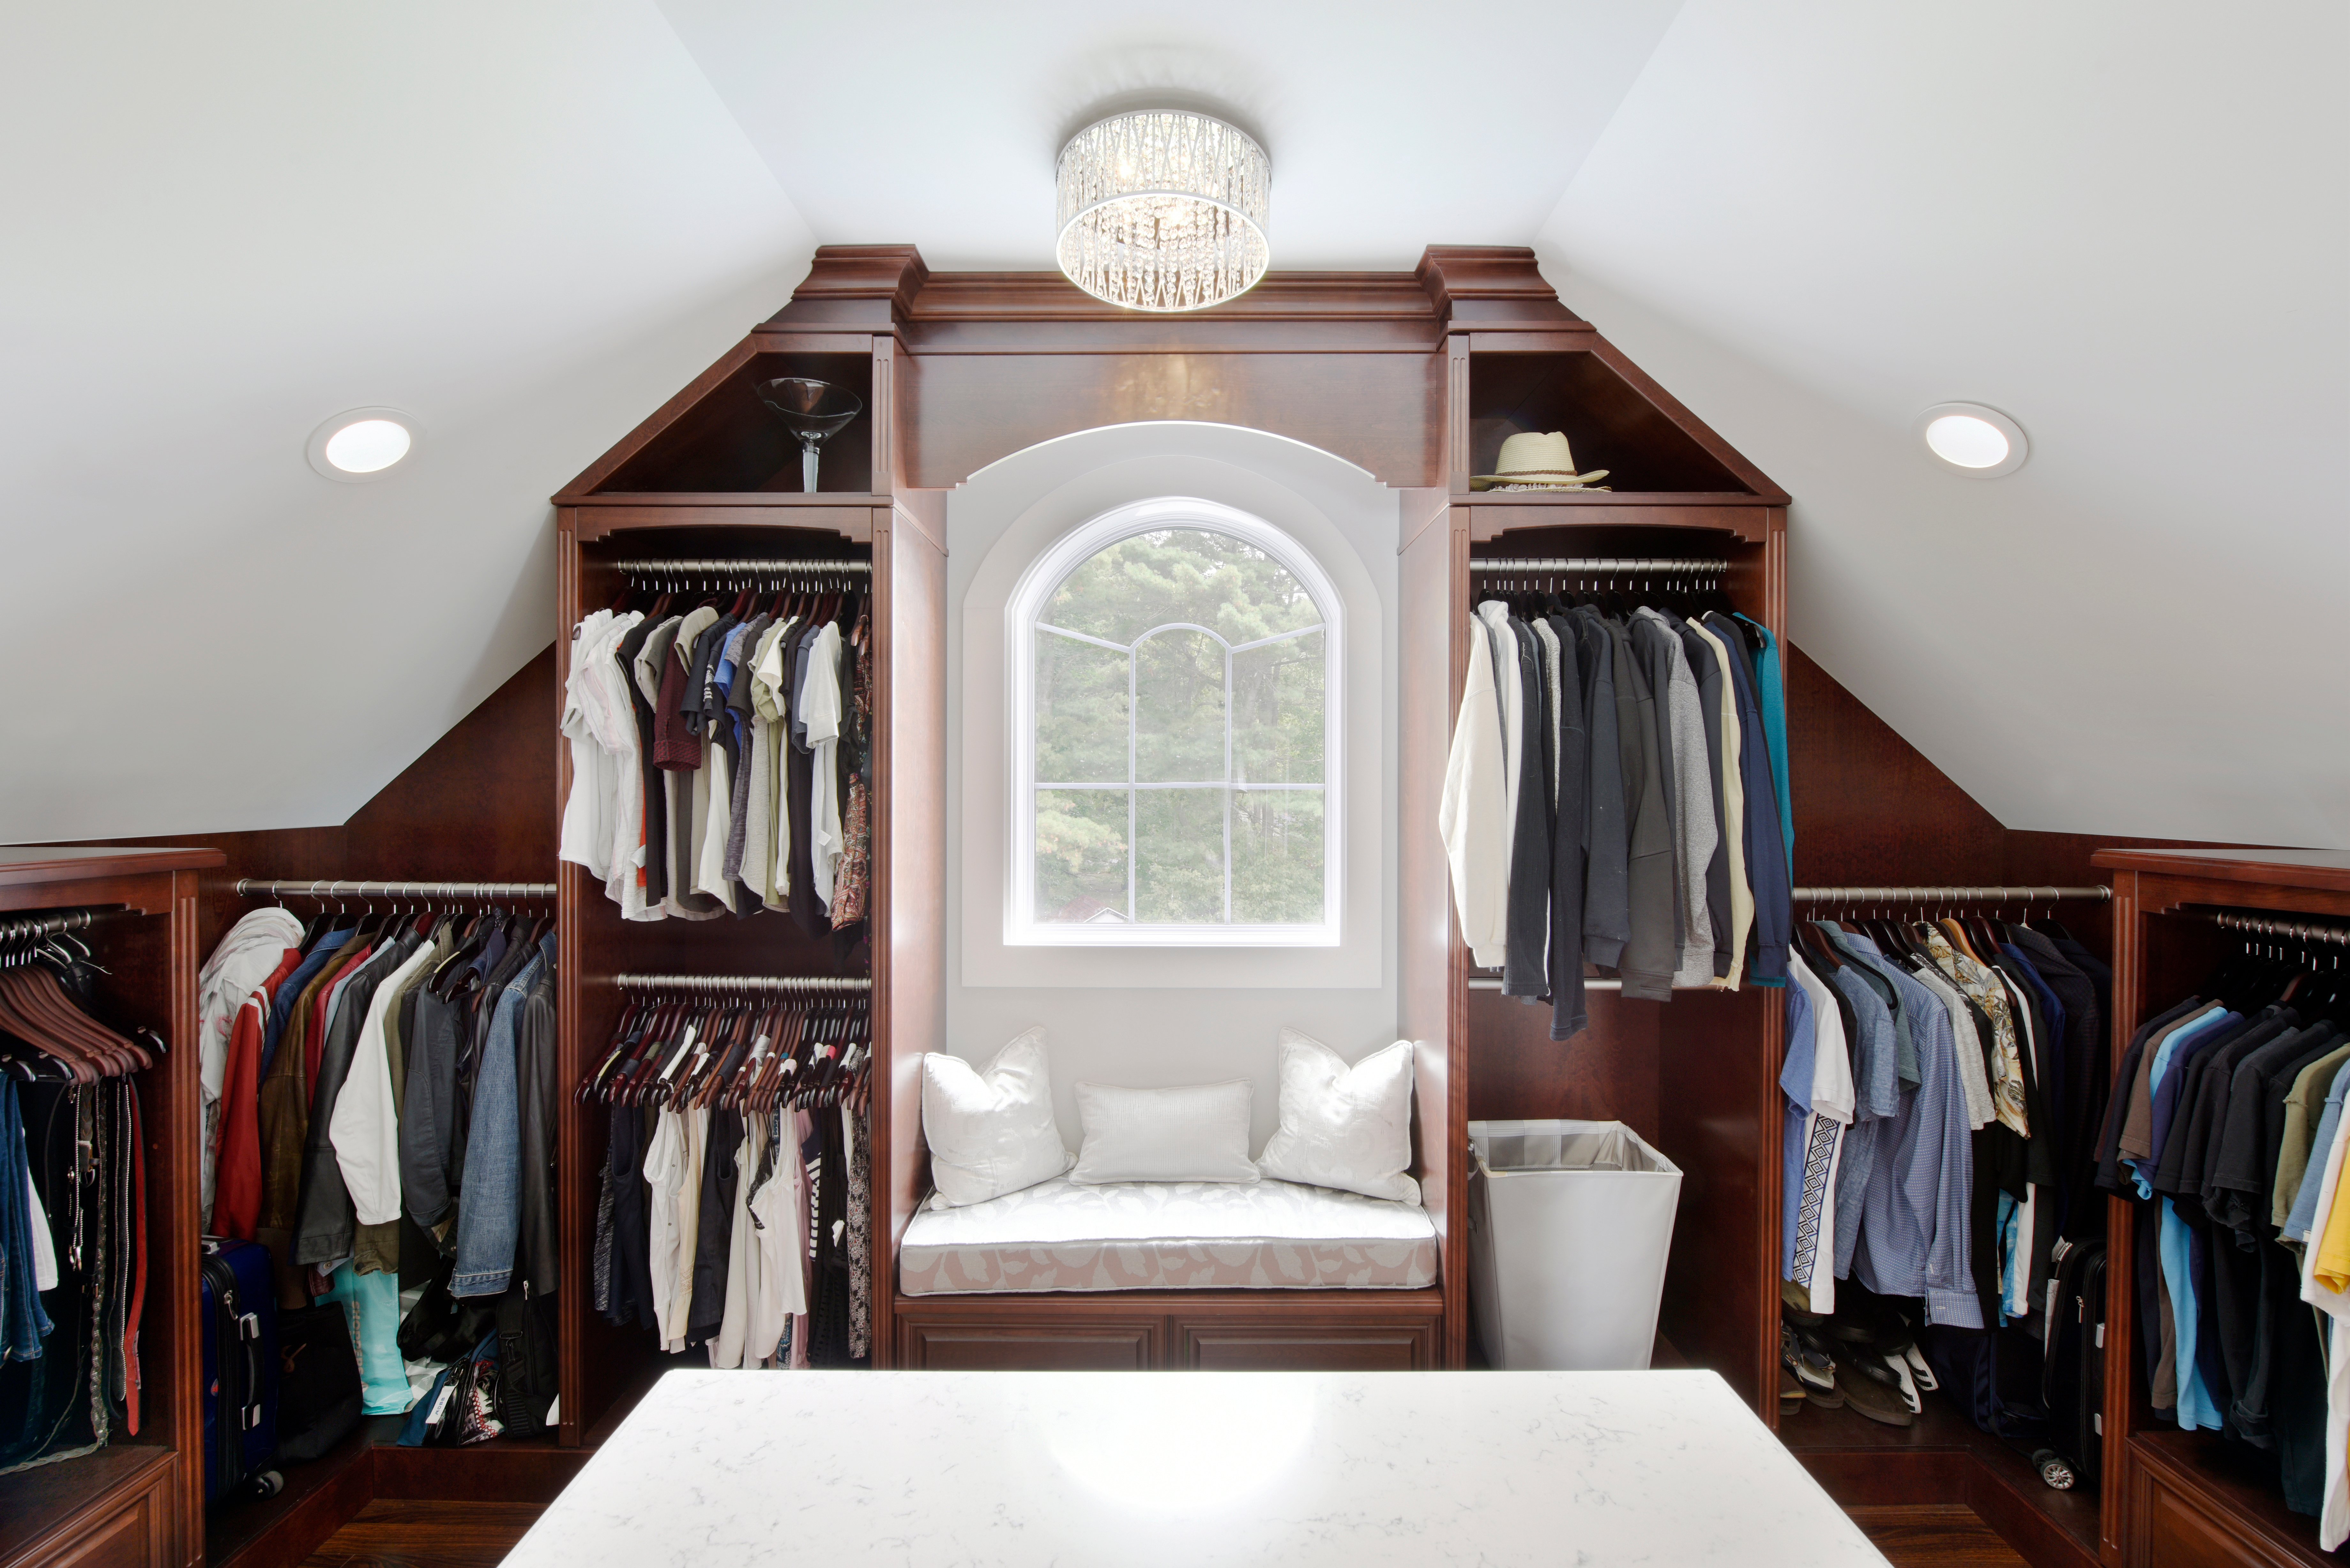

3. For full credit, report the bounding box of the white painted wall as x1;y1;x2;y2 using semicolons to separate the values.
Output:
943;424;1401;1150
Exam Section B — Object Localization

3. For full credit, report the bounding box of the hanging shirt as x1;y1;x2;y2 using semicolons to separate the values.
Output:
2299;1095;2350;1548
1682;617;1750;989
2280;1046;2350;1232
1538;612;1589;1042
1500;616;1554;998
1732;614;1794;874
197;907;305;1221
802;620;847;906
1567;610;1627;973
749;1114;811;1363
328;937;441;1229
644;1109;690;1353
575;610;648;918
1633;610;1716;990
712;1117;762;1369
1439;608;1510;970
1927;927;2028;1137
629;616;685;904
1785;953;1855;1313
1702;614;1788;983
1838;930;1981;1328
560;608;619;880
1822;947;1900;1280
670;1108;710;1353
743;616;796;911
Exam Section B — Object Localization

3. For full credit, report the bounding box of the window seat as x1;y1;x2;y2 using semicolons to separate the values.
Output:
898;1176;1438;1296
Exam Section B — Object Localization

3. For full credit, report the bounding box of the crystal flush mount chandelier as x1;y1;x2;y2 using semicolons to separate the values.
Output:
1055;109;1271;313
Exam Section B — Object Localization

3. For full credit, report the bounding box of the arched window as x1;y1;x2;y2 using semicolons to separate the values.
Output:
1008;497;1342;946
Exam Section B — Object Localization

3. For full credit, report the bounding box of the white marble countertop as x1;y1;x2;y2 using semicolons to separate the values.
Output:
504;1369;1889;1567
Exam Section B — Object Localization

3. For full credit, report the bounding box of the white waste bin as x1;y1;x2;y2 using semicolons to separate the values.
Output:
1467;1119;1683;1370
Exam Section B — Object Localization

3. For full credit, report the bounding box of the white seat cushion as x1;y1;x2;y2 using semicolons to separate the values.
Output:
898;1176;1437;1295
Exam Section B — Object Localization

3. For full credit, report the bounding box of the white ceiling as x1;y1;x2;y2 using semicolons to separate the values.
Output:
3;0;2342;848
1535;0;2348;848
0;3;813;841
656;0;1684;270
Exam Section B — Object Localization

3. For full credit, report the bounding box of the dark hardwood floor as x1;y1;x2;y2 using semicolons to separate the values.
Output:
299;1496;2034;1568
1849;1504;2030;1567
298;1501;541;1568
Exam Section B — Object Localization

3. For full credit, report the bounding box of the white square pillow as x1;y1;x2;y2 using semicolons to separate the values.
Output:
1256;1029;1420;1204
921;1029;1072;1209
1070;1080;1259;1185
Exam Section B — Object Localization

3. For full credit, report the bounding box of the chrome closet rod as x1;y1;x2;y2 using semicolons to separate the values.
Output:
235;879;557;901
0;907;137;944
2207;910;2350;949
611;973;872;994
1791;885;2111;903
1470;557;1730;573
1470;976;1687;992
609;558;870;575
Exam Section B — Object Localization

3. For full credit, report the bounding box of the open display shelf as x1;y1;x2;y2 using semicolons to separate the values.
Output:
588;346;876;496
1467;349;1753;495
1397;254;1792;1394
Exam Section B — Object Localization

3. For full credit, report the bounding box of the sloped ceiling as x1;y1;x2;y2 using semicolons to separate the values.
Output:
0;3;814;842
654;0;1684;270
5;1;2342;848
1535;0;2347;848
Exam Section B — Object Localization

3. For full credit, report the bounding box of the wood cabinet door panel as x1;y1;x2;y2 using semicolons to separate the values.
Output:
2136;1471;2286;1568
900;1322;1159;1370
1175;1316;1435;1371
43;1494;155;1568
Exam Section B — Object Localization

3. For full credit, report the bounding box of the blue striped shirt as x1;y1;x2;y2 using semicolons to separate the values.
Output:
1840;932;1982;1329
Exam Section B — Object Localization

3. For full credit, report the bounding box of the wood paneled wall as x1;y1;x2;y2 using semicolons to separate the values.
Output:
63;645;558;950
1784;641;2225;946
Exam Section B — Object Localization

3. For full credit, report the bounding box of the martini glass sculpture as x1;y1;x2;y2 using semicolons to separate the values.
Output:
755;377;864;492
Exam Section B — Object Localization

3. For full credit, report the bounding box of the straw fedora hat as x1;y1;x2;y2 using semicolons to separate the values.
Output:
1470;431;1610;491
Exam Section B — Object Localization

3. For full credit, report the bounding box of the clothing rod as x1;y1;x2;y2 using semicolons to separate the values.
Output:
0;907;139;943
1468;976;1718;993
611;973;872;993
1470;557;1730;573
2206;910;2350;948
1791;885;2111;903
609;558;871;575
235;879;557;900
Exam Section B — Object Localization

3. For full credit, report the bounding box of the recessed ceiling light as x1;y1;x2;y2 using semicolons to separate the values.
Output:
307;407;419;483
1914;402;2027;479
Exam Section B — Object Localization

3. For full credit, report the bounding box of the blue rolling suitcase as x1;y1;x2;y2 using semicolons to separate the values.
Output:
199;1238;278;1505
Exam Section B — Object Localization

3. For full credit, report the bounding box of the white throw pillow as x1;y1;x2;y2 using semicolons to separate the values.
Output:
1256;1029;1420;1204
1069;1080;1260;1185
921;1029;1072;1209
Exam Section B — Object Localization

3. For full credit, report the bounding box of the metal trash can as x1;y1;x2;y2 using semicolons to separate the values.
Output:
1467;1119;1683;1370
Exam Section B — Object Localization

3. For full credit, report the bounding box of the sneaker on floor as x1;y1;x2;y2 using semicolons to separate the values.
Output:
1902;1343;1938;1392
1781;1325;1837;1397
1880;1351;1922;1414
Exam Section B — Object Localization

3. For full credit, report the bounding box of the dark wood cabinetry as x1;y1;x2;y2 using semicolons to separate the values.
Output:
549;243;1800;1388
0;847;219;1568
2094;848;2350;1568
1401;253;1791;1403
894;1293;1441;1372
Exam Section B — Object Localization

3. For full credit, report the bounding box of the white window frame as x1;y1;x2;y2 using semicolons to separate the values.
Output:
1005;496;1344;947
